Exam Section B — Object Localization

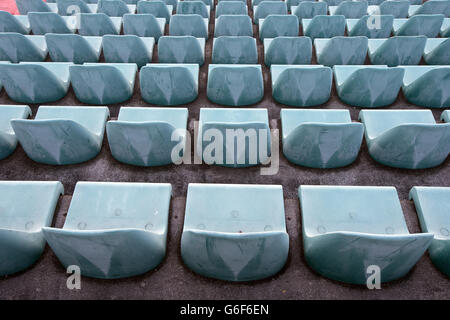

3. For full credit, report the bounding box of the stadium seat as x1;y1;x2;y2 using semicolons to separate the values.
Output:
0;105;31;160
16;0;57;15
424;38;450;65
123;14;165;41
0;11;30;34
408;1;450;17
215;1;247;17
292;2;328;22
103;35;154;67
97;0;136;17
253;1;288;24
442;110;450;123
368;36;427;66
212;36;258;64
28;12;77;35
314;36;368;66
393;14;444;37
56;0;97;15
251;0;283;7
186;0;214;10
158;36;205;65
259;15;299;40
264;37;312;66
367;0;410;18
176;1;210;19
319;0;347;5
214;15;253;37
137;0;172;22
0;33;48;63
169;14;209;38
346;15;394;38
78;13;122;36
328;1;368;19
441;18;450;37
45;34;102;64
302;15;346;39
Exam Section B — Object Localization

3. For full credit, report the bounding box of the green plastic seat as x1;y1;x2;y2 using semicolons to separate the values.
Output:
400;66;450;108
79;13;122;36
169;14;209;38
368;36;427;66
107;107;188;166
393;14;444;37
186;0;214;10
314;36;368;66
45;34;102;64
410;186;450;277
251;0;283;7
359;109;450;169
253;1;288;25
441;18;450;36
103;35;154;67
281;109;363;168
207;65;264;106
28;12;77;35
0;33;47;63
214;15;253;37
56;0;97;15
286;0;309;11
70;63;137;105
408;1;450;17
0;105;31;160
158;36;205;65
271;65;332;106
264;37;312;66
11;106;109;165
299;185;433;284
0;11;30;34
97;0;136;16
159;0;179;6
123;14;165;41
424;38;450;65
0;181;63;276
346;15;394;38
292;2;328;22
302;15;346;39
137;0;172;22
181;183;288;281
0;62;72;104
197;108;271;167
320;0;346;5
43;182;171;279
329;1;369;19
216;1;247;17
176;1;210;18
367;1;410;18
140;63;199;105
259;15;299;40
334;65;404;107
16;0;57;15
212;36;258;64
442;110;450;123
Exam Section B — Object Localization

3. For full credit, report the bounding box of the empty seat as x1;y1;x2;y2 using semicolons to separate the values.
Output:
169;14;209;38
253;1;288;24
400;66;450;108
70;63;137;105
207;65;264;106
264;37;312;66
97;0;136;16
408;1;450;17
212;36;258;64
367;0;410;18
78;13;122;36
286;0;306;11
424;38;450;65
186;0;214;10
0;62;72;104
216;1;247;17
103;35;154;67
43;182;172;279
393;14;444;37
359;110;450;169
28;12;77;35
56;0;97;15
251;0;283;7
11;106;109;165
45;34;102;64
441;17;450;37
259;15;299;40
302;15;346;39
161;0;179;6
176;1;210;18
197;108;271;167
281;109;363;168
410;186;450;277
140;64;199;105
16;0;57;15
334;65;404;107
107;107;188;166
0;11;30;34
346;15;394;38
0;105;31;160
123;14;165;41
329;1;368;19
137;0;172;22
0;33;47;63
181;183;288;281
214;15;253;37
442;110;450;123
292;2;328;22
315;36;368;66
158;36;205;65
0;181;63;276
298;185;433;284
368;36;426;66
320;0;347;5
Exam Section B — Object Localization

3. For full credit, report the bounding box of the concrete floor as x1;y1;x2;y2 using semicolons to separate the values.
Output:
0;2;449;299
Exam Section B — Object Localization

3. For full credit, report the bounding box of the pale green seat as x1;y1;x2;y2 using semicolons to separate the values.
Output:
70;63;137;105
264;37;312;66
97;0;136;16
271;65;332;106
45;34;102;64
169;14;209;38
140;64;199;105
400;66;450;108
329;1;368;18
0;33;47;63
79;13;122;36
368;36;426;66
207;65;264;106
319;0;346;5
359;110;450;169
158;36;205;65
43;182;171;279
0;105;31;160
212;36;258;64
181;183;288;281
299;185;433;284
254;2;288;24
216;1;247;17
408;1;450;17
287;0;311;11
103;35;154;67
367;1;410;18
11;106;109;165
176;1;210;18
57;0;97;15
259;15;299;40
424;38;450;65
0;181;63;276
137;0;172;22
334;65;404;107
123;14;165;41
314;36;368;66
0;62;72;104
442;110;450;123
281;109;363;168
197;108;271;167
16;0;57;15
302;15;346;39
346;15;394;38
160;0;179;6
0;11;30;34
107;107;188;166
441;18;450;36
251;0;283;7
214;15;253;37
28;12;77;35
410;187;450;277
185;0;214;10
393;14;444;37
407;0;423;5
292;2;328;22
